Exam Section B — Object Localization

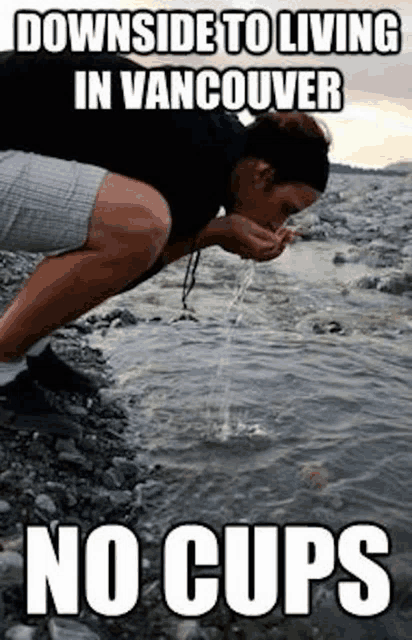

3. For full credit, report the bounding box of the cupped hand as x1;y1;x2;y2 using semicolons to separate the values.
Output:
218;214;297;262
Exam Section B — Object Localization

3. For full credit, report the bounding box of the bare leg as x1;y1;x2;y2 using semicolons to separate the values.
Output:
0;173;171;360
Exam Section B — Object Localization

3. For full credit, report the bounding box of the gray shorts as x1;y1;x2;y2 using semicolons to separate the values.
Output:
0;150;108;254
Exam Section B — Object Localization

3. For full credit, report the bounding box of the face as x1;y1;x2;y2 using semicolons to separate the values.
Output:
258;182;321;231
230;159;321;229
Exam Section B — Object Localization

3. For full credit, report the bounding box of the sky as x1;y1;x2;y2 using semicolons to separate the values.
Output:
1;0;411;168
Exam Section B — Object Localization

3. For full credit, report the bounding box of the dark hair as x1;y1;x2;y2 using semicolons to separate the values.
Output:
243;112;331;192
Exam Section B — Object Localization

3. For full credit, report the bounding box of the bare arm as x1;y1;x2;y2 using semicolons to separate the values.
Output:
118;213;296;295
160;214;296;264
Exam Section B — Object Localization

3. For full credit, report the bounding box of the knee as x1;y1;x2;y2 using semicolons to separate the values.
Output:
86;173;172;267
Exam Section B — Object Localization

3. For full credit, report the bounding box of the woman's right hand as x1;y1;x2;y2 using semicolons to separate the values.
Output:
216;213;296;262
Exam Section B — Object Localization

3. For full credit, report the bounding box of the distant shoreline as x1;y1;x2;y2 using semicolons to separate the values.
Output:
330;163;411;177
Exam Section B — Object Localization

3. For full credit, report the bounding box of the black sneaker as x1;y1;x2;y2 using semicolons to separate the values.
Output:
0;370;81;437
26;344;102;394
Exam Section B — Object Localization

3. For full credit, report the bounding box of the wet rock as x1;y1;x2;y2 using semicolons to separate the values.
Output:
364;252;397;268
333;247;362;265
377;272;412;295
171;311;199;323
332;252;346;264
66;320;93;334
356;275;380;290
313;322;326;334
5;624;37;640
319;208;348;224
328;321;344;334
300;462;329;490
312;320;345;335
0;551;24;586
104;308;138;327
95;321;111;330
34;494;57;515
48;618;100;640
368;239;399;252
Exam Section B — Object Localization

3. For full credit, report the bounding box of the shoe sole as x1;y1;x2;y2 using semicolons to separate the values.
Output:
27;345;102;394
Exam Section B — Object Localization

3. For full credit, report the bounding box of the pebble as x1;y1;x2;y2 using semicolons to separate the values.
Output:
111;456;138;477
401;243;412;256
107;490;132;507
64;403;88;417
0;551;24;586
48;618;100;640
0;500;11;513
102;467;123;489
133;484;143;507
68;321;93;334
34;494;57;515
5;625;37;640
58;451;93;470
134;480;163;500
45;481;66;491
66;492;78;507
103;308;138;327
55;438;77;453
176;620;209;640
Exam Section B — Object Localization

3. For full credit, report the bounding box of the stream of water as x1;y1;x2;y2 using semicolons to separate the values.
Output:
88;240;412;551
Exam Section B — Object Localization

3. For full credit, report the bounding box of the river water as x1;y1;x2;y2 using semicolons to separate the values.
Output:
89;237;412;538
87;173;412;633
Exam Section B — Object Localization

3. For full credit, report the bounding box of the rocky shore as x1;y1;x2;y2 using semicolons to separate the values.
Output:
1;168;412;640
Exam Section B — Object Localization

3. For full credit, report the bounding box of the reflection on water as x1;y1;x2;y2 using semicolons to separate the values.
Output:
274;240;376;283
89;240;412;539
